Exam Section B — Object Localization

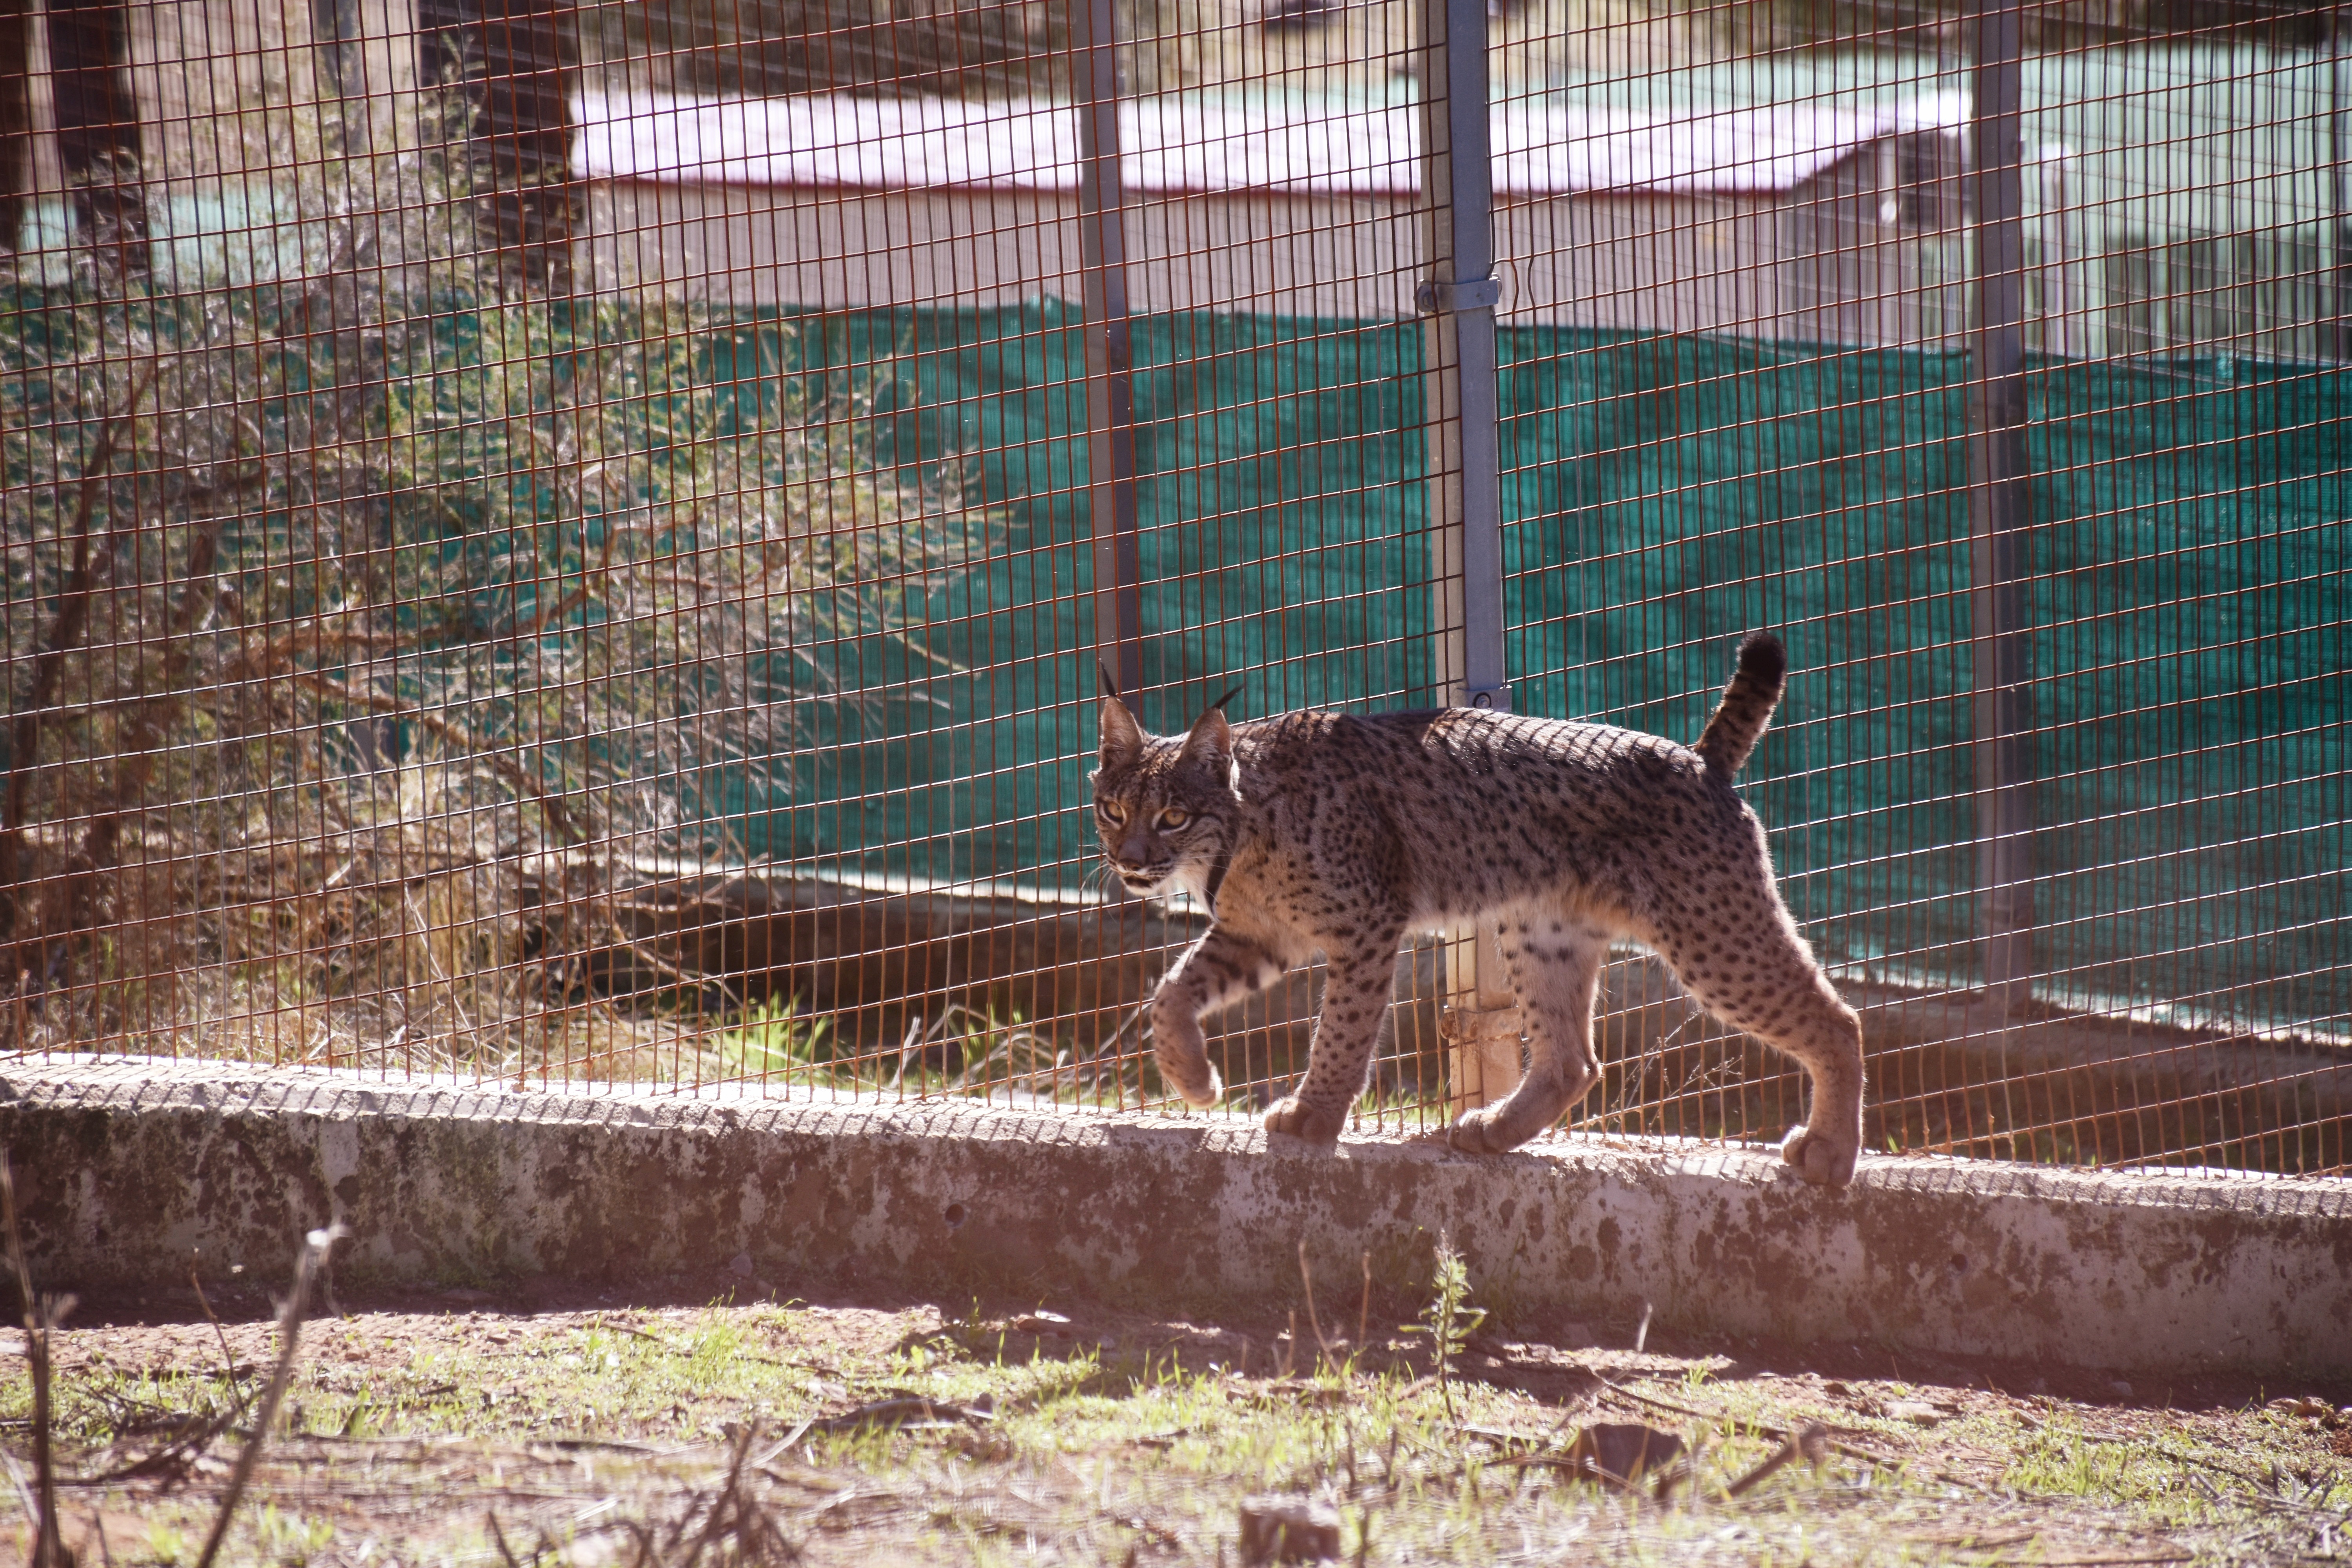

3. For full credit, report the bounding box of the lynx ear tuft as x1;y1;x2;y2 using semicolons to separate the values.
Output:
1178;704;1232;769
1098;689;1144;764
1210;682;1243;714
1098;661;1122;702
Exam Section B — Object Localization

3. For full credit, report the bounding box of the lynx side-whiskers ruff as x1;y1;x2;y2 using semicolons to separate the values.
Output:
1090;632;1865;1188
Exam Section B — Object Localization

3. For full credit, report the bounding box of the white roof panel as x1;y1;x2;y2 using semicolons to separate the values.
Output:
572;89;1967;198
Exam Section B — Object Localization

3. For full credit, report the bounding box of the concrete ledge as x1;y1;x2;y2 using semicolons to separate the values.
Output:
587;869;2350;1169
6;1057;2347;1379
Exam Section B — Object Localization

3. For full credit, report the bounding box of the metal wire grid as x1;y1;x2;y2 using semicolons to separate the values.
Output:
1487;25;2347;1171
0;0;2342;1174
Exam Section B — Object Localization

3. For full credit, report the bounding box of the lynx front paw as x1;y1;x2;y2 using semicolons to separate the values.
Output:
1779;1124;1858;1189
1445;1107;1521;1156
1157;1051;1224;1109
1262;1095;1346;1148
1152;1014;1223;1109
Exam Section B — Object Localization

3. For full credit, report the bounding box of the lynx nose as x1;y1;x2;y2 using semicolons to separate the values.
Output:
1112;835;1168;890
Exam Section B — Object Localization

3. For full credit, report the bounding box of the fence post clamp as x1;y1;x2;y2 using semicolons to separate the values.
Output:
1441;998;1527;1116
1416;275;1501;314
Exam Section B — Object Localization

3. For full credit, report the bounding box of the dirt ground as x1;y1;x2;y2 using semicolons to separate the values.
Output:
6;1269;2349;1566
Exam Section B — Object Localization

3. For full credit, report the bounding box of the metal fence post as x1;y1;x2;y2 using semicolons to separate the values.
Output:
1418;0;1519;1115
1968;0;2037;1027
2331;4;2350;362
0;0;29;250
1071;0;1143;699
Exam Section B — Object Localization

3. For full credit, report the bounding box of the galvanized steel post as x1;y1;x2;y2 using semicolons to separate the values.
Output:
1419;0;1519;1114
1968;0;2037;1031
1073;0;1143;699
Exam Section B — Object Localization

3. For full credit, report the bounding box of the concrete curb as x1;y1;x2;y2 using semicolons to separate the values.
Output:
6;1057;2347;1378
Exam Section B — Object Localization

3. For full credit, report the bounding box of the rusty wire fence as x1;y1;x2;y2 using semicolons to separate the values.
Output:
0;0;2343;1175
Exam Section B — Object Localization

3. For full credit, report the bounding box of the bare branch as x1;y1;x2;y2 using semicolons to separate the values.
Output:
192;1220;347;1568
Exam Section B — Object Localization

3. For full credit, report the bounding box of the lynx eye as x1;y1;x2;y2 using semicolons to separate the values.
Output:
1097;801;1127;825
1156;807;1191;831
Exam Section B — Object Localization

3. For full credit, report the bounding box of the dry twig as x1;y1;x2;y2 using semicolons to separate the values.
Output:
769;1396;994;1452
1299;1241;1334;1373
2;1147;74;1568
192;1219;348;1568
0;362;160;951
1724;1419;1831;1497
283;671;583;847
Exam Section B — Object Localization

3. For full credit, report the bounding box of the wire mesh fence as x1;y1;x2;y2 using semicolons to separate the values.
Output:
0;0;2343;1175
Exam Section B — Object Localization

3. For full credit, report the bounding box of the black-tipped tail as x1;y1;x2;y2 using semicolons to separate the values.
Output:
1695;631;1786;781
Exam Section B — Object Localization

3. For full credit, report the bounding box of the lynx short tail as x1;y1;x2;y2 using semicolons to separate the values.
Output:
1695;630;1787;781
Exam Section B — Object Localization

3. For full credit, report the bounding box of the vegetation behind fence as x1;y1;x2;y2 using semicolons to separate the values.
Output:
0;0;2343;1174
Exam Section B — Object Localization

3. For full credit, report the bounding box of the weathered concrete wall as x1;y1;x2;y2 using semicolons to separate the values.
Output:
5;1057;2348;1379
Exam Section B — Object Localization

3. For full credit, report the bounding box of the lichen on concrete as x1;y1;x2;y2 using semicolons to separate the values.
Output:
5;1056;2347;1378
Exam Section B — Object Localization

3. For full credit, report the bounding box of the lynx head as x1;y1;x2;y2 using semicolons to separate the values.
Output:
1091;677;1241;901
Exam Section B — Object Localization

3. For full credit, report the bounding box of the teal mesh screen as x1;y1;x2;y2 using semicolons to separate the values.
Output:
729;306;2346;1036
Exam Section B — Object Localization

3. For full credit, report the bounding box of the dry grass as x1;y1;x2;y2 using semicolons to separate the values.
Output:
0;87;989;1081
6;1245;2348;1566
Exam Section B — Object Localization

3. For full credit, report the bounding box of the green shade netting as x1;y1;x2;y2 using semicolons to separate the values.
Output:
705;301;2345;1031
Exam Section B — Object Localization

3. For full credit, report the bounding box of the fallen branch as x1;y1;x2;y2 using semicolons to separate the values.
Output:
1595;1380;1904;1476
0;363;159;942
768;1396;994;1453
1724;1419;1830;1497
64;1408;242;1488
1461;1421;1690;1495
69;493;245;932
282;670;582;846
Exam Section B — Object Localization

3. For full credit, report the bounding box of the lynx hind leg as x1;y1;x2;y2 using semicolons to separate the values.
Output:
1264;938;1400;1148
1647;870;1864;1189
1448;914;1607;1155
1151;926;1285;1109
